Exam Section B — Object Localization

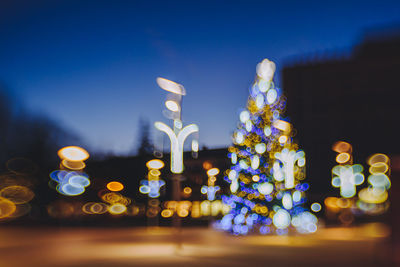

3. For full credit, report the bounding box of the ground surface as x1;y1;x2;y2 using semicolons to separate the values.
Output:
0;223;394;267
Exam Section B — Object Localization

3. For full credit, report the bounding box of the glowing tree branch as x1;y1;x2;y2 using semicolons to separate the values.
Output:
155;121;199;174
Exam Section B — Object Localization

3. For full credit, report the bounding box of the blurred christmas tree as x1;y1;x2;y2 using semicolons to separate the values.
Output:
218;59;317;235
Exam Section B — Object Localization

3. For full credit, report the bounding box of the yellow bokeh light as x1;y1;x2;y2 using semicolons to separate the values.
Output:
336;152;351;164
324;197;339;209
336;198;351;209
146;207;159;218
278;135;288;143
252;175;260;182
369;162;389;175
273;120;291;133
177;209;189;217
58;146;89;162
149;169;161;177
183;187;192;194
102;192;123;204
106;181;124;192
367;153;389;166
90;203;108;214
0;185;34;204
191;201;201;218
148;199;160;207
61;159;85;170
108;203;127;215
0;197;16;219
146;159;164;170
359;187;388;204
161;209;173;218
82;202;108;214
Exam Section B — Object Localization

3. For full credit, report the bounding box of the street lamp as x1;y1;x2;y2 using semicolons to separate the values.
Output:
50;146;91;196
140;159;165;227
201;168;220;201
154;77;199;228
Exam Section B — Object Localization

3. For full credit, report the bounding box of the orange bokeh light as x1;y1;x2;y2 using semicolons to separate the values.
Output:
107;181;124;192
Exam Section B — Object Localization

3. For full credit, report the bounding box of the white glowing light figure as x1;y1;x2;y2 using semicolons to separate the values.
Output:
239;110;250;123
291;211;318;233
165;100;180;112
251;155;260;169
255;94;264;109
292;191;302;202
273;209;291;229
228;170;239;193
139;180;165;198
235;131;244;144
266;89;277;104
245;120;253;132
239;160;249;169
332;164;364;198
282;193;293;209
256;59;276;81
358;153;391;204
58;146;89;162
191;139;199;152
207;168;220;176
156;77;186;95
255;143;266;154
154;122;199;174
310;203;321;212
231;153;237;164
258;79;271;93
264;126;272;136
274;148;305;189
201;185;221;201
257;182;273;195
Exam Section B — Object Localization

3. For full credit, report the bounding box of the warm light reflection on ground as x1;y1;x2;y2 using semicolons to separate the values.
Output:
0;224;393;267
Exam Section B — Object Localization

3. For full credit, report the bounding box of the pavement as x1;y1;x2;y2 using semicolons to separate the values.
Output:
0;223;394;267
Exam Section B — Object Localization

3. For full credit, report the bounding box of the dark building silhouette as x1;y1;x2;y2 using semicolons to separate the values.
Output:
282;31;400;196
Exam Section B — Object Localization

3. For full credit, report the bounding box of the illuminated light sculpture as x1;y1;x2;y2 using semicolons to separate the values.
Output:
331;142;364;198
156;77;186;95
139;159;165;199
201;168;221;201
218;59;316;235
358;153;391;214
274;148;305;189
50;146;91;196
332;164;364;198
155;77;199;174
154;122;199;174
155;77;199;228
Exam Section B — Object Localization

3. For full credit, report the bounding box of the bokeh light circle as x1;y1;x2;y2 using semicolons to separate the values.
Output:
332;141;352;153
0;197;16;219
107;181;124;192
0;185;35;204
58;146;89;161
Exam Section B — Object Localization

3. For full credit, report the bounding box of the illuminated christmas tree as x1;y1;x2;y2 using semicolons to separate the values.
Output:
218;59;317;235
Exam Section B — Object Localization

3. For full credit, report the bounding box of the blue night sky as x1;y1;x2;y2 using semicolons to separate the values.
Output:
1;0;399;155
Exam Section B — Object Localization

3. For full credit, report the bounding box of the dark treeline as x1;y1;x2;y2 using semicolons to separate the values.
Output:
0;83;81;171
